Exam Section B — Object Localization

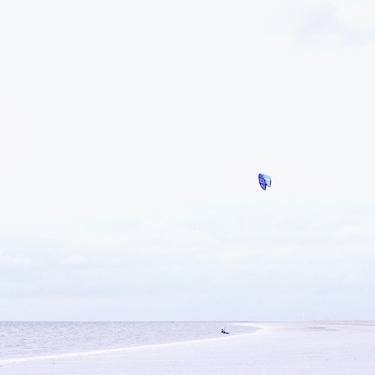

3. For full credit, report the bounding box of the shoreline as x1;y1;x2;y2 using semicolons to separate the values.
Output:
3;322;375;374
0;324;261;366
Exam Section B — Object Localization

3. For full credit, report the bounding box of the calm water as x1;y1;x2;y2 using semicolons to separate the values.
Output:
0;322;253;361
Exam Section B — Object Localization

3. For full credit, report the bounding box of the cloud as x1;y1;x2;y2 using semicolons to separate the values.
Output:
60;255;87;267
0;253;30;269
278;0;375;48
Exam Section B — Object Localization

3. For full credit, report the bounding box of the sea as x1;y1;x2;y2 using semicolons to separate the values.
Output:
0;321;254;363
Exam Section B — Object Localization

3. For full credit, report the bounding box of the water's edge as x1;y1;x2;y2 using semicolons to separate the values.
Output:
0;321;257;365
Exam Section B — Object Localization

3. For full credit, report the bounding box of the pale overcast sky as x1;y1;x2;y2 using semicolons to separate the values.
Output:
0;0;374;320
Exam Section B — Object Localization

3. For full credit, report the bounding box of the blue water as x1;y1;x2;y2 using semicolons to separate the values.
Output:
0;322;253;361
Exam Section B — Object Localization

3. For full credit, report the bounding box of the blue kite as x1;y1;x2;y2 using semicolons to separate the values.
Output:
258;173;272;190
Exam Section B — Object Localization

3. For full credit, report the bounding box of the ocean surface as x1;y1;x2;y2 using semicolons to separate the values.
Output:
0;321;254;363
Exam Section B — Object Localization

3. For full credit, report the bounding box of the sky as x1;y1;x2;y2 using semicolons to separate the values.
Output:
0;0;374;321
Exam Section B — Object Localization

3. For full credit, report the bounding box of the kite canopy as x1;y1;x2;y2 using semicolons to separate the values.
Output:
258;173;271;190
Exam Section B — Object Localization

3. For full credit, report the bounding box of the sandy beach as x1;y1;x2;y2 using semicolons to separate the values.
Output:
2;321;375;374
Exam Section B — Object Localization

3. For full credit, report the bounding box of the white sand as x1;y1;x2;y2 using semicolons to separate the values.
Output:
2;322;375;374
